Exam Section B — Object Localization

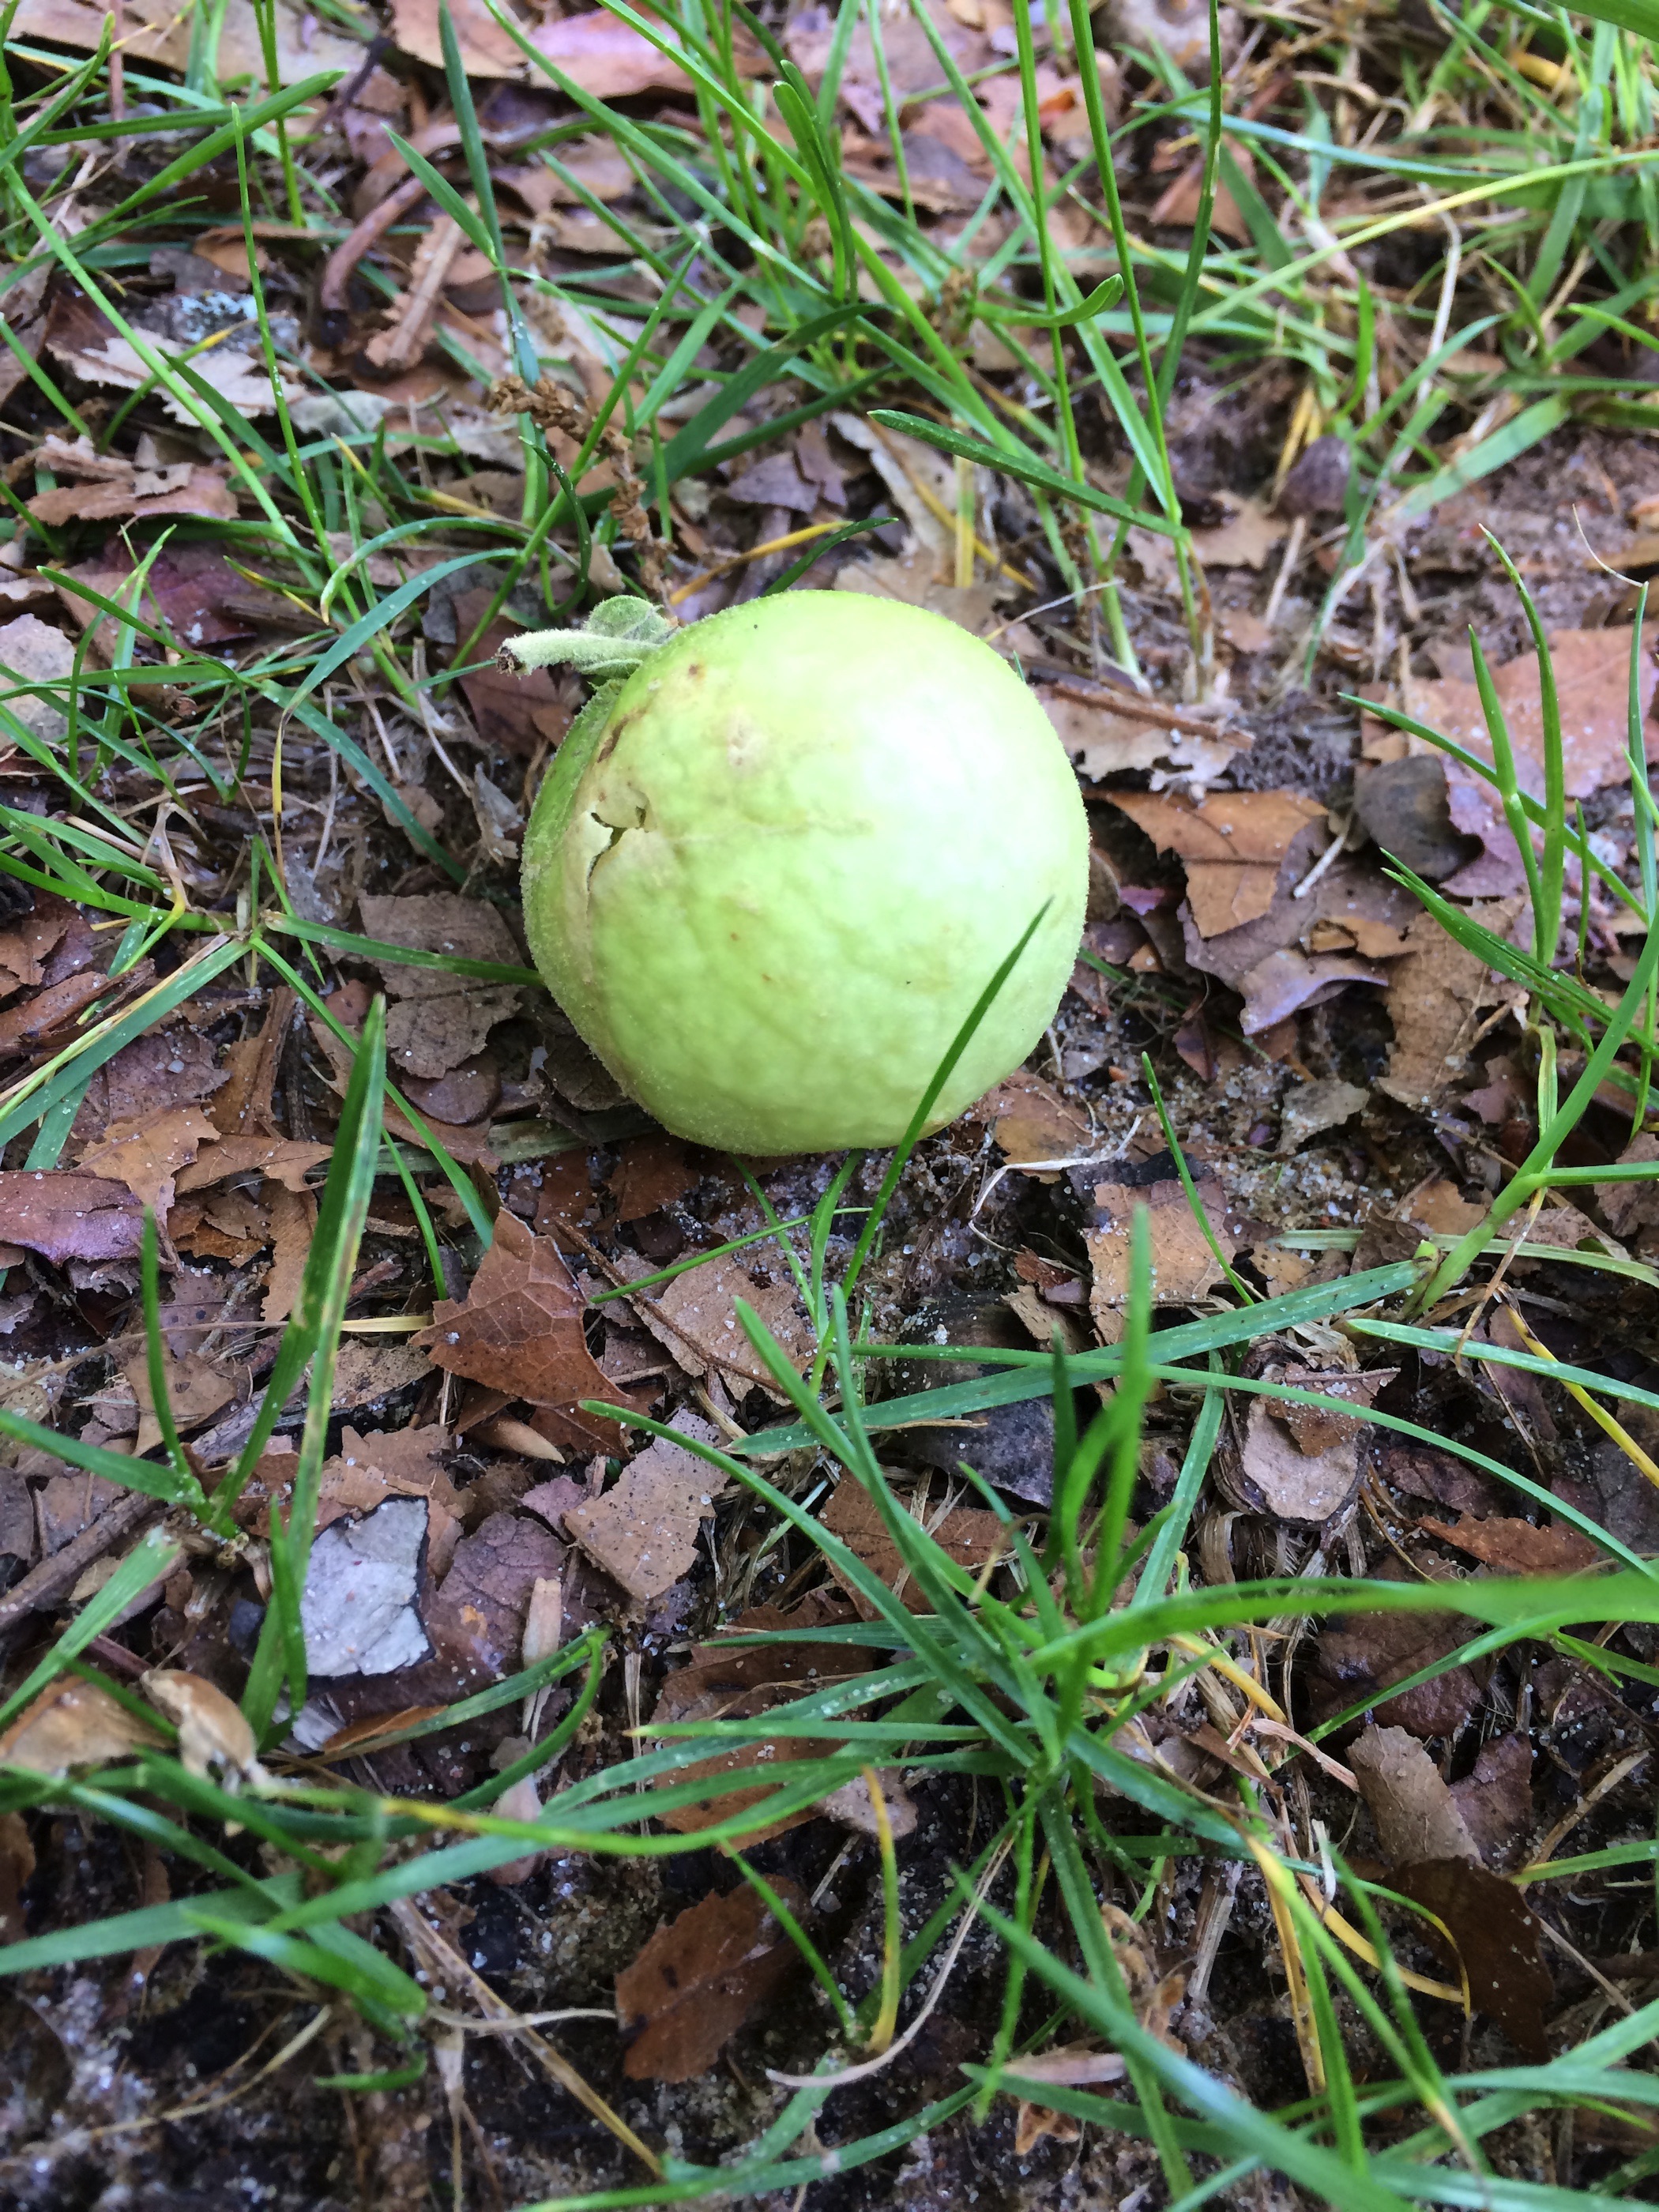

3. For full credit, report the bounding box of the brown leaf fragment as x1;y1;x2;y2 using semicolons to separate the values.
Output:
1401;627;1658;805
427;1510;565;1680
0;893;70;996
79;1105;220;1218
975;1070;1093;1174
1087;1172;1238;1343
610;1134;699;1223
616;1879;806;2084
649;1590;864;1841
0;969;114;1058
1379;901;1525;1110
313;1426;462;1580
24;435;236;526
820;1477;1004;1617
1276;1078;1369;1153
356;893;523;1079
0;1676;165;1774
563;1413;725;1604
261;1181;314;1325
1394;1858;1552;2062
1450;1732;1533;1867
1350;1724;1480;1865
1419;1513;1599;1576
122;1344;239;1456
414;1211;626;1454
1311;1601;1491;1739
1108;790;1326;937
140;1669;265;1789
634;1255;814;1397
210;989;293;1137
1231;1367;1395;1525
0;1170;143;1263
0;1811;34;1942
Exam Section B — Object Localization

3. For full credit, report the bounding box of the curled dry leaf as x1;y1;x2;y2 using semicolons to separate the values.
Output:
174;1136;330;1195
1108;790;1326;938
0;1170;143;1265
414;1210;627;1457
140;1669;265;1789
563;1412;725;1605
1226;1367;1396;1525
0;1677;166;1774
615;1878;807;2084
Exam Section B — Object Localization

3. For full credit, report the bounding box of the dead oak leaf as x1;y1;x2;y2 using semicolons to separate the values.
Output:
261;1182;314;1324
563;1412;725;1604
1108;790;1326;938
616;1878;806;2084
0;1169;143;1264
1401;627;1659;805
413;1211;626;1454
0;892;71;995
80;1104;219;1218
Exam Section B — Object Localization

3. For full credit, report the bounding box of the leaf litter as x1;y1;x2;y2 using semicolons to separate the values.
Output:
6;0;1659;2198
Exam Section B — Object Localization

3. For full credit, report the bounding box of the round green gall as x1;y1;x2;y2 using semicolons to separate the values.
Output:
519;591;1088;1153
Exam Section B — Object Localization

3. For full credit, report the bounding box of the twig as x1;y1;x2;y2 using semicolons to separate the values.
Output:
0;1488;164;1638
1048;679;1243;746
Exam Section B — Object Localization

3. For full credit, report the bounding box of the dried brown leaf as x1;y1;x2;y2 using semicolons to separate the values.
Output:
0;1169;143;1264
427;1509;565;1676
414;1211;626;1454
1350;1724;1480;1865
1379;901;1525;1109
1419;1512;1599;1576
1394;1857;1552;2062
634;1255;814;1397
1108;790;1326;937
616;1879;805;2083
1401;628;1658;804
79;1105;219;1217
820;1477;1003;1617
140;1669;265;1788
610;1134;698;1223
174;1137;330;1195
1087;1172;1239;1344
563;1413;725;1604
